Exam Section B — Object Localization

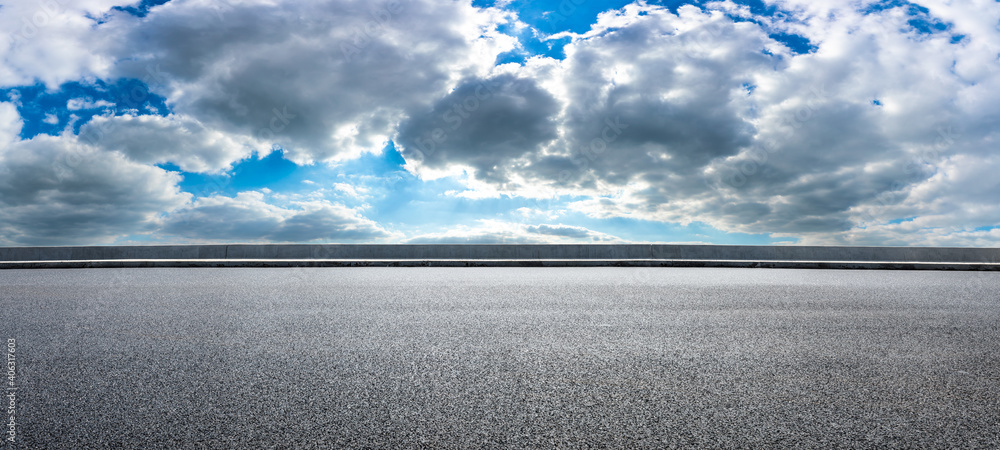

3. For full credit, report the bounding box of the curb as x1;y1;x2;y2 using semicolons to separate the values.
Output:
2;259;999;270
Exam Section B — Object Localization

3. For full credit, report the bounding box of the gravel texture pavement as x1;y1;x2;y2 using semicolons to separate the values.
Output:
2;267;999;448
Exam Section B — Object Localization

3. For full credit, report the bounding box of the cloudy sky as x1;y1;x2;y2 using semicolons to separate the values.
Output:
0;0;997;246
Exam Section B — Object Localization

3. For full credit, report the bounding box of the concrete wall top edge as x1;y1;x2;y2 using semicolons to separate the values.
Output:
3;243;998;249
0;244;998;262
4;243;999;248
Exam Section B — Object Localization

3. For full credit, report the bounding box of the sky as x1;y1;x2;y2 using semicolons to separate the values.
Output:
0;0;998;246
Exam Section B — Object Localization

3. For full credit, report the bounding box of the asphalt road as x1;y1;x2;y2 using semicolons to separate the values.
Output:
2;267;999;448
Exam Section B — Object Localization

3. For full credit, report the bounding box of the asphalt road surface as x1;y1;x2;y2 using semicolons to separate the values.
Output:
2;267;999;448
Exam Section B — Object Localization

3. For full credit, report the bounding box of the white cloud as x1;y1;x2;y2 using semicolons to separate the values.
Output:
405;220;623;244
161;191;399;243
100;0;516;165
78;114;258;173
0;102;23;144
1;0;998;246
0;0;126;88
332;182;368;199
66;98;115;111
421;1;1000;245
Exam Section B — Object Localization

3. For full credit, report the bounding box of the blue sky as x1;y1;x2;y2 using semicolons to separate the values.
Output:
0;0;997;246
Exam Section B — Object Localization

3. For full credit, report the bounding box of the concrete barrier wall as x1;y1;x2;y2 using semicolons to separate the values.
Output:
0;245;229;261
650;245;1000;263
1;244;998;263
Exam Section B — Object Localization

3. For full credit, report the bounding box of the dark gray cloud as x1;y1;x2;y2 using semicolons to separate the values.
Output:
541;16;769;186
396;74;560;183
0;134;190;245
405;234;536;244
525;224;618;241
